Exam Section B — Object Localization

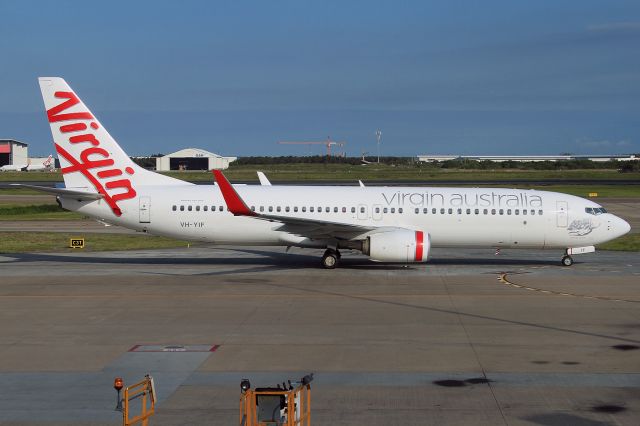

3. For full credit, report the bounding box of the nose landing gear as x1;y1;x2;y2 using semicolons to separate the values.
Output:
561;254;574;267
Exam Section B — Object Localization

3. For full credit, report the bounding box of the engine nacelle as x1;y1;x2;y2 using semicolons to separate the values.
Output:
363;230;430;263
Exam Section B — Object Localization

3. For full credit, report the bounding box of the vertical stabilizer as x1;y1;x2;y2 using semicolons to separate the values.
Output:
38;77;188;216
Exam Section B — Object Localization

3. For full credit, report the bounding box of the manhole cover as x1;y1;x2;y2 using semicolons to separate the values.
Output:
129;344;220;352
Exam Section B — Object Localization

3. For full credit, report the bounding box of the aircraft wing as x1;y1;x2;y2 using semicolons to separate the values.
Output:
11;184;104;200
213;170;376;239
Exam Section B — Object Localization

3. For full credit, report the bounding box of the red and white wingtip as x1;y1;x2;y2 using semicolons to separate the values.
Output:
212;170;256;216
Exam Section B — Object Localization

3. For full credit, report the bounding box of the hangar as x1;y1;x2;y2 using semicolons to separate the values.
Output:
0;139;28;167
155;148;237;171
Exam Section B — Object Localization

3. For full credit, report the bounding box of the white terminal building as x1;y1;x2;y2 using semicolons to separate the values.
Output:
155;148;237;171
417;154;637;163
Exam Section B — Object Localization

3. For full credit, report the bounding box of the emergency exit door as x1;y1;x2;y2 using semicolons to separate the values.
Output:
139;196;151;223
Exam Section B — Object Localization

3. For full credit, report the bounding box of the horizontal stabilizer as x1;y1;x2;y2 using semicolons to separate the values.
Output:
11;184;103;200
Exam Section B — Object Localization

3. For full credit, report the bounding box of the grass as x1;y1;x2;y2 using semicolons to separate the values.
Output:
597;234;640;252
0;232;193;253
0;204;83;220
0;230;635;254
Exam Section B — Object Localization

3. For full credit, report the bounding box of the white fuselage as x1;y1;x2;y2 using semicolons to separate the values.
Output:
59;184;629;250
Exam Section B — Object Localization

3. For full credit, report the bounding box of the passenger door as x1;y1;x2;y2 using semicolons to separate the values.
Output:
556;200;568;228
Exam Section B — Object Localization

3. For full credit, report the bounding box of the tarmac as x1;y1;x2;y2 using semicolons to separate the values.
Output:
0;245;639;425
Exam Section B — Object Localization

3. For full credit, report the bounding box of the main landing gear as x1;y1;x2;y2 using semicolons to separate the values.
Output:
561;254;574;267
321;249;341;269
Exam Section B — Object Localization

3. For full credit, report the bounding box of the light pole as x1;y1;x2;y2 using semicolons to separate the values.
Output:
376;130;382;164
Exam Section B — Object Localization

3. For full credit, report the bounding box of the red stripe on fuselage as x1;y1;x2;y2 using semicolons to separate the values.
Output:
415;231;424;261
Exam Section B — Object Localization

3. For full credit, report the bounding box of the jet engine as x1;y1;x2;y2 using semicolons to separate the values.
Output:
362;230;430;263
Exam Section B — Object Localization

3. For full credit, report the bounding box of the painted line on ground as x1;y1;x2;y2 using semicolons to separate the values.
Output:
498;273;640;304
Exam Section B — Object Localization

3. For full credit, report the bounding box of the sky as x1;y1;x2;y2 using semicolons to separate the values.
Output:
0;0;639;157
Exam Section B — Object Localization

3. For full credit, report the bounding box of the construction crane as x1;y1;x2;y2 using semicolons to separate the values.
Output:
278;137;346;157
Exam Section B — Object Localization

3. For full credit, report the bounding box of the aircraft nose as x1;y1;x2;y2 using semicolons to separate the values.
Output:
614;216;631;237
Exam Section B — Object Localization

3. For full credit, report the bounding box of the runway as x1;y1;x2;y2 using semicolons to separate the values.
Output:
0;246;638;425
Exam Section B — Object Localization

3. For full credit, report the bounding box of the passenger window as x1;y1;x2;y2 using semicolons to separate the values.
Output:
483;209;488;215
310;207;314;212
342;207;346;213
538;210;543;215
351;207;356;213
277;206;282;212
530;209;535;215
219;206;224;211
172;205;176;211
440;208;445;214
196;205;200;211
250;206;255;212
507;209;511;215
475;209;479;215
457;208;462;214
399;208;403;213
515;209;519;215
188;205;193;211
499;209;504;215
432;208;437;214
324;207;329;213
318;207;322;212
375;207;380;213
448;208;453;214
204;206;208;211
260;206;264;212
466;209;471;214
269;206;273;212
415;208;419;214
294;207;298;212
360;207;365;213
491;209;496;215
285;206;290;212
180;206;184;211
302;207;306;212
383;207;388;213
423;208;428;214
522;209;527;215
334;207;338;213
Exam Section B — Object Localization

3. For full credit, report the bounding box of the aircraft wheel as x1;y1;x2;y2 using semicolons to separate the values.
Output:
322;250;338;269
561;255;574;267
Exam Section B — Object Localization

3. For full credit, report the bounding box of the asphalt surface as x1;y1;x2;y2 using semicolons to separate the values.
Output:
0;246;638;425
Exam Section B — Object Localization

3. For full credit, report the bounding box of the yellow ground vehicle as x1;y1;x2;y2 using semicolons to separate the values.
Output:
239;374;313;426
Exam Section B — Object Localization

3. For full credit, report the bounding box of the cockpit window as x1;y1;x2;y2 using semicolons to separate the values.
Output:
585;207;607;215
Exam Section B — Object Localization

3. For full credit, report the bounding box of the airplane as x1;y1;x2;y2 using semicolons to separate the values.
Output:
19;77;631;269
0;155;53;172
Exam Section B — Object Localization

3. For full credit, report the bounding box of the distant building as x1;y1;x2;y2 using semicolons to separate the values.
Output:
155;148;237;171
417;154;637;163
0;139;28;167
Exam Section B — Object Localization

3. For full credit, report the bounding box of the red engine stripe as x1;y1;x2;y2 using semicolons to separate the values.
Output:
415;231;424;261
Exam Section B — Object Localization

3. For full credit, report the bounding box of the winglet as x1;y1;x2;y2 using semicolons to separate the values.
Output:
257;171;272;186
212;170;256;216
